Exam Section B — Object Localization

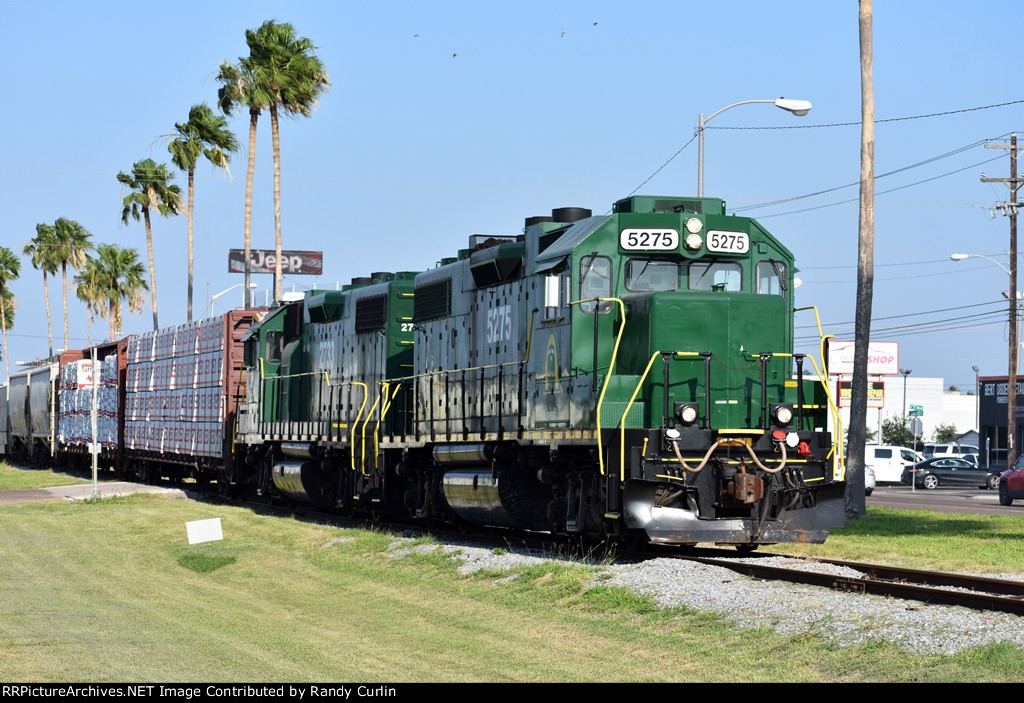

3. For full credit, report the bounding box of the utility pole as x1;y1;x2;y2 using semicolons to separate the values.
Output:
982;134;1023;466
845;0;873;518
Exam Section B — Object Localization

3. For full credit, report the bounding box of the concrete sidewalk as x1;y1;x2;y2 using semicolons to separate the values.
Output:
0;481;187;505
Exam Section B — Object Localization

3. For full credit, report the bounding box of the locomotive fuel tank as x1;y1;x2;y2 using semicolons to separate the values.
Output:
440;466;551;531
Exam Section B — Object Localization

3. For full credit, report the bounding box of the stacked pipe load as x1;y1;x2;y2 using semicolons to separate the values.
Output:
124;316;226;457
57;356;118;447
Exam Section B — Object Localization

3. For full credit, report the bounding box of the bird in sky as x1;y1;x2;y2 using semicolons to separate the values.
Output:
561;28;566;38
452;52;458;58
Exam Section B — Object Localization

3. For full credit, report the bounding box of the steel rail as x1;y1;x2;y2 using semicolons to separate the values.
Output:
671;554;1024;616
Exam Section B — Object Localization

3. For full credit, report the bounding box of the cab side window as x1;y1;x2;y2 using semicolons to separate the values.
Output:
266;330;283;363
579;255;612;314
756;260;787;296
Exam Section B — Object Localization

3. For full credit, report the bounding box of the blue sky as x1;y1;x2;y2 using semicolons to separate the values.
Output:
1;0;1021;395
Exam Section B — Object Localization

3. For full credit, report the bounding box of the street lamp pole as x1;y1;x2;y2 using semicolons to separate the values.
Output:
209;283;257;317
952;252;1017;465
972;365;981;433
900;365;911;417
697;98;812;197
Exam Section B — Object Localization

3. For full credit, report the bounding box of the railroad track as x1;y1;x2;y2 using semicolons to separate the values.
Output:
658;551;1024;616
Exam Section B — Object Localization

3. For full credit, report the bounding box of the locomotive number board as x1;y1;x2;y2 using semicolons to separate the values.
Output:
706;230;749;254
619;229;679;251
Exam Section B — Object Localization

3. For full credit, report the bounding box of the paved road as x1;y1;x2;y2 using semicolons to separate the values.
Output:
868;484;1022;516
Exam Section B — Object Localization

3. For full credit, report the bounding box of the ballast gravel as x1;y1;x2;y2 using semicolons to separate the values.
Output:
387;538;1024;655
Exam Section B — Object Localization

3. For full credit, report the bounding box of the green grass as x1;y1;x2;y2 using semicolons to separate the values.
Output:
771;506;1024;573
1;494;1022;683
0;461;93;490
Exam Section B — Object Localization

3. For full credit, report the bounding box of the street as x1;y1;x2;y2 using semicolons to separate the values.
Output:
868;484;1021;516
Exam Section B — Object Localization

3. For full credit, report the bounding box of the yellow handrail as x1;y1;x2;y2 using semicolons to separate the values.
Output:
568;297;626;475
794;305;843;477
801;352;844;479
618;352;662;482
358;384;387;476
374;381;404;459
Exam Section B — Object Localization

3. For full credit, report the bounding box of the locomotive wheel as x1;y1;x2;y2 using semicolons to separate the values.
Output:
735;544;759;553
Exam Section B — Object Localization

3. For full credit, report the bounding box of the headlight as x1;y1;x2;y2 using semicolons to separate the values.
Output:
685;233;703;251
685;217;703;234
770;403;794;427
674;402;700;426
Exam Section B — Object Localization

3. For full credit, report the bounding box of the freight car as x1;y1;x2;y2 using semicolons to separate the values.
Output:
1;193;846;548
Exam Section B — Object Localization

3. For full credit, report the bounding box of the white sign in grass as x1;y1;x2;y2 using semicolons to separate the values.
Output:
186;518;224;545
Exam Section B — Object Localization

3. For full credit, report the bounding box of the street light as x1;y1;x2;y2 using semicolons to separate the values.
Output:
900;368;912;422
697;97;813;197
209;283;257;317
952;252;1018;465
972;364;981;429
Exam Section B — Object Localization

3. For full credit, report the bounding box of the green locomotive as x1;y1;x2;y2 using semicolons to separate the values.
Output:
235;194;846;547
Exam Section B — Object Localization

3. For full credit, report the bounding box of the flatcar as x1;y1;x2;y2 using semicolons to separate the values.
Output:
0;193;846;548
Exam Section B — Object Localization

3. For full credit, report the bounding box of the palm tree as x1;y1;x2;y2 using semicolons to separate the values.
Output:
220;20;329;303
0;246;21;379
117;159;181;330
23;223;59;357
168;103;239;322
51;218;93;351
217;60;270;308
74;256;105;346
90;244;148;339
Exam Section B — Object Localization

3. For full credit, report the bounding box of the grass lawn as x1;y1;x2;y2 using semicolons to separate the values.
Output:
1;492;1022;683
0;461;93;490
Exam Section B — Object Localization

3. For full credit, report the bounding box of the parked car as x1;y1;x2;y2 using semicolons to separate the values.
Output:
865;467;876;497
999;457;1024;505
863;445;924;483
901;457;1002;490
922;442;981;461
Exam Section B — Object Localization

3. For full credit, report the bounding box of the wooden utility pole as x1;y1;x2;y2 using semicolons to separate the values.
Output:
982;134;1023;466
846;0;873;518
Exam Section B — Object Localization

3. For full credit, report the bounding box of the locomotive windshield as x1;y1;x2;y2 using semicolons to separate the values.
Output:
688;261;742;292
625;259;679;292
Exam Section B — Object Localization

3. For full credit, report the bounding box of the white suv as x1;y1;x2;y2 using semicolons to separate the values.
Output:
923;443;979;461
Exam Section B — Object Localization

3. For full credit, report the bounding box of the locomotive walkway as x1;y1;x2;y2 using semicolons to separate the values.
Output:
0;481;186;505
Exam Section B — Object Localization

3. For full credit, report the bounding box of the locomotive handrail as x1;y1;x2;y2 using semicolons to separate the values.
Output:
799;352;845;478
255;359;369;448
386;360;526;441
793;306;832;377
371;382;404;466
357;384;387;476
617;350;708;482
618;351;663;482
569;296;626;476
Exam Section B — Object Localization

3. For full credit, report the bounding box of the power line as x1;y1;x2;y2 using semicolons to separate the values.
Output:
748;155;1005;219
790;296;1007;329
732;137;1002;212
707;99;1024;130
